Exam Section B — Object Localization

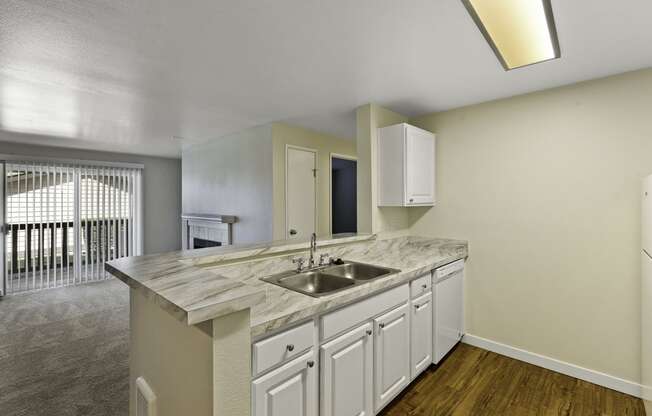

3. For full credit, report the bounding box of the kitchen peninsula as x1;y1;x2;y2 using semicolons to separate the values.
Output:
106;234;468;416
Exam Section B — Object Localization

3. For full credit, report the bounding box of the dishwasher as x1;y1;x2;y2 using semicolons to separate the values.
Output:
433;259;465;364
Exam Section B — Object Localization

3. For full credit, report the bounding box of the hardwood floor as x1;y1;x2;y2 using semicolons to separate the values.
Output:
381;343;645;416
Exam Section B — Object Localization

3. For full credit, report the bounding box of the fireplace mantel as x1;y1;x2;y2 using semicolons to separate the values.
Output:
181;213;237;250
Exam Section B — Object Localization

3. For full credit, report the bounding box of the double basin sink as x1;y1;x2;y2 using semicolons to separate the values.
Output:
261;260;400;298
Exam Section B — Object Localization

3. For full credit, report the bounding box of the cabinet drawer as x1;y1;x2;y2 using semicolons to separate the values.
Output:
410;274;431;298
252;321;315;376
321;284;409;341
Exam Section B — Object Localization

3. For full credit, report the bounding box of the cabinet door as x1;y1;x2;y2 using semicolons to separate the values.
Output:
374;303;410;412
405;125;435;205
435;271;464;363
320;323;374;416
252;350;317;416
411;292;433;379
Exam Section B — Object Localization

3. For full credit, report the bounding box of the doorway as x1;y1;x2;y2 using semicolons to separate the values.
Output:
330;155;357;235
286;146;317;240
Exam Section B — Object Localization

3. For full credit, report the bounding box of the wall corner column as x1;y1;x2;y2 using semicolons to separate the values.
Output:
355;103;409;235
212;308;252;416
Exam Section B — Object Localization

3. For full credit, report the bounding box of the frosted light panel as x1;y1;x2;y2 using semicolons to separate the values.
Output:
463;0;560;70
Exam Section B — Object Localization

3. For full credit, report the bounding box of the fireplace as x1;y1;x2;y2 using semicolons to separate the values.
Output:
193;238;222;249
181;213;237;250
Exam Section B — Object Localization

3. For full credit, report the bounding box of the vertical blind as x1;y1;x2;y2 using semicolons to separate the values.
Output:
4;161;143;293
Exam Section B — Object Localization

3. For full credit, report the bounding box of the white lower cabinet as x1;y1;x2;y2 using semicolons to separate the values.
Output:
251;349;317;416
410;292;433;379
252;270;466;416
374;303;410;413
320;322;374;416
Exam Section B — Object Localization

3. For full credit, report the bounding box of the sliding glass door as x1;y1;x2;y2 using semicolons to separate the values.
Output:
0;162;4;296
2;160;142;294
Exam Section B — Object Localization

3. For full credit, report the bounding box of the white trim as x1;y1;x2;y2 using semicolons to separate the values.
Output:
328;153;357;236
136;169;144;255
0;154;144;169
462;334;643;398
285;144;318;240
643;385;652;401
135;376;158;416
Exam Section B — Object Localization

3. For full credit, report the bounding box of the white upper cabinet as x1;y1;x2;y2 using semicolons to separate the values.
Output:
377;123;436;206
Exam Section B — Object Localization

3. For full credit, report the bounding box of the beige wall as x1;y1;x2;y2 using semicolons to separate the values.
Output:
130;290;214;416
130;290;251;416
356;104;412;235
272;122;355;240
409;68;652;383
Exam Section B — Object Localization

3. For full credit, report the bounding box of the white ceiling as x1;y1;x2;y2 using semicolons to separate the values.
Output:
1;0;651;157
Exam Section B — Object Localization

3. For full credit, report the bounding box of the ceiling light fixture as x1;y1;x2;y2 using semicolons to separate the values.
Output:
461;0;560;70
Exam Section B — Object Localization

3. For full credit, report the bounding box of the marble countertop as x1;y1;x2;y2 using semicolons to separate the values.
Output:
106;234;468;337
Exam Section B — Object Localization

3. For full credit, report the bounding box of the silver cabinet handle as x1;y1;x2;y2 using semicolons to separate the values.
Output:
366;329;372;336
289;229;297;235
286;344;294;352
421;284;427;289
379;323;385;329
307;360;315;368
409;198;414;203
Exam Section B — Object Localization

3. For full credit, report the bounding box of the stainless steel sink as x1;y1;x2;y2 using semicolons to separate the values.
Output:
325;262;394;281
261;261;400;297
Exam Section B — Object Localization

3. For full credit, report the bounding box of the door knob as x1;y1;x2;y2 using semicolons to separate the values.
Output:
289;229;297;235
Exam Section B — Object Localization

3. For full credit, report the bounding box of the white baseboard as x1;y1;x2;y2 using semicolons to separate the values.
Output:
644;384;652;401
462;334;643;398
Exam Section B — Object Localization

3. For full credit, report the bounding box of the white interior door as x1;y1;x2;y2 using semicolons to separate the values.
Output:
642;176;652;401
286;147;316;240
643;175;652;254
642;252;652;401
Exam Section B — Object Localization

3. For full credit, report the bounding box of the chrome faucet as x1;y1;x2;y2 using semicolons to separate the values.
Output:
309;233;317;268
292;233;329;272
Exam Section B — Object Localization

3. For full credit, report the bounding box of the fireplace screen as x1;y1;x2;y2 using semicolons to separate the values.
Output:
193;238;222;250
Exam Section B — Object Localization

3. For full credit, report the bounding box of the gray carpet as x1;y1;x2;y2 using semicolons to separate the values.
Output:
0;279;129;416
